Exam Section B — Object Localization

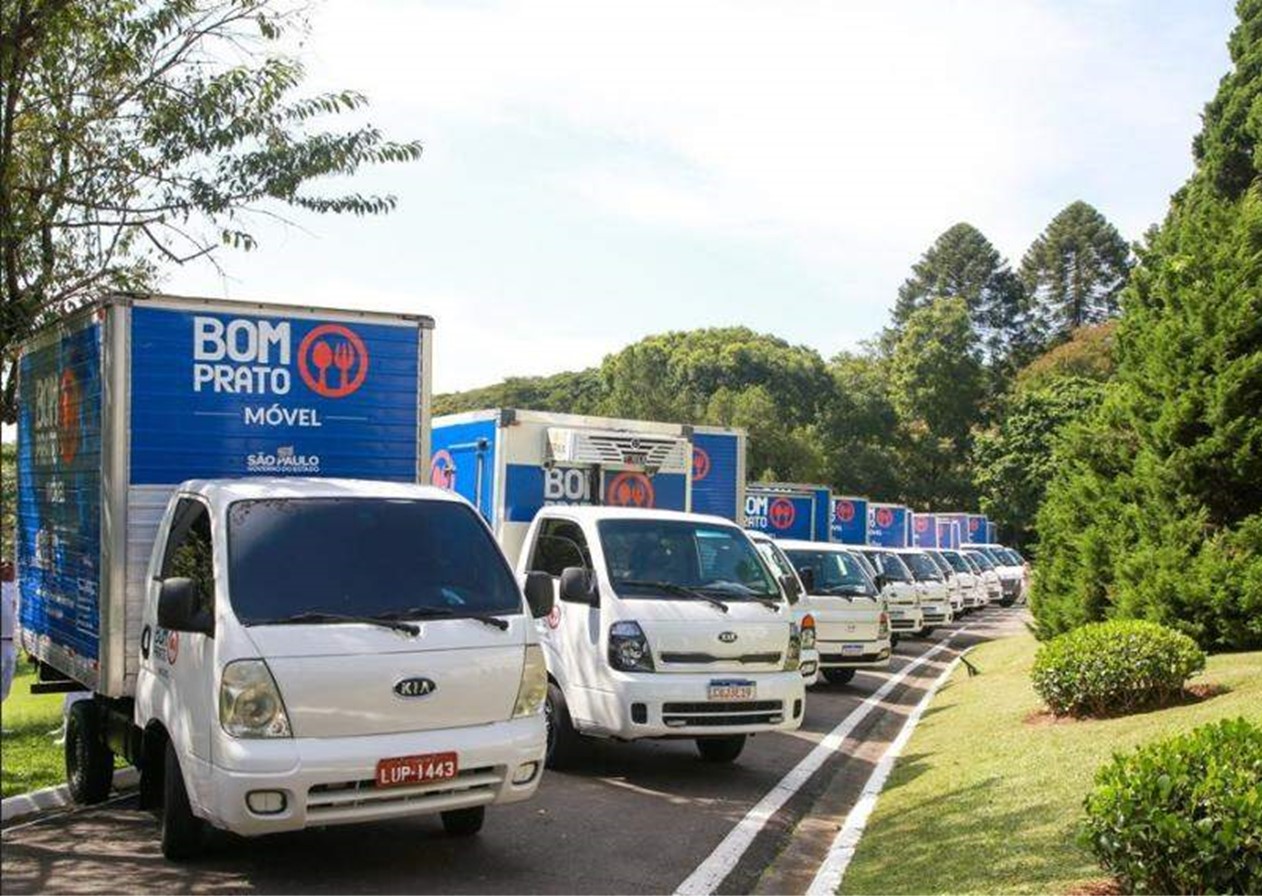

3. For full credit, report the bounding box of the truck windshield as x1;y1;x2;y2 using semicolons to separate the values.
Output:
966;551;996;571
784;549;876;597
865;550;913;582
228;498;522;625
903;552;944;582
598;520;779;600
940;551;972;574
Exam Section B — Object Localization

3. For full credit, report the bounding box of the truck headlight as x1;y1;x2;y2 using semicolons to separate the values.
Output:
219;659;291;738
784;623;801;671
800;614;816;651
513;644;548;717
608;621;655;672
878;612;890;637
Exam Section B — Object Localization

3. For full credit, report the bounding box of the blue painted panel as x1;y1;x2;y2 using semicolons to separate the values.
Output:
810;487;832;542
504;464;687;524
986;521;998;543
867;504;910;547
17;319;103;669
937;513;967;549
912;513;938;547
830;497;868;544
745;490;815;540
966;514;988;543
130;307;419;484
430;418;498;521
691;432;740;521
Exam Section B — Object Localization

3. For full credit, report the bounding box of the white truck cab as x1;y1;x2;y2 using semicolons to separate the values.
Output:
962;550;1002;605
748;531;821;686
853;547;924;636
896;549;954;631
124;479;552;857
778;541;892;685
923;549;966;615
518;507;806;767
963;543;1024;606
935;549;984;610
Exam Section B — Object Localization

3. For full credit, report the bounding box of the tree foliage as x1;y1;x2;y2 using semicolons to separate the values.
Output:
1012;321;1117;393
1019;201;1132;345
1032;0;1262;651
0;0;422;420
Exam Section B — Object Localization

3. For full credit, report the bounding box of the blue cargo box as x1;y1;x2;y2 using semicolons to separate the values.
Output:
745;483;832;542
830;496;869;545
867;502;911;548
17;296;433;695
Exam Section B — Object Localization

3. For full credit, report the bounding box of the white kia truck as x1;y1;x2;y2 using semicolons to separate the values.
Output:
518;507;806;766
923;549;966;615
16;295;551;860
964;543;1025;605
962;551;1002;605
934;549;984;610
779;541;891;685
897;549;955;631
853;547;924;636
748;531;821;685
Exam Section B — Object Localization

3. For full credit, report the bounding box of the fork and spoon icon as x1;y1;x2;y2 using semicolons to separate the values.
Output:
310;340;357;392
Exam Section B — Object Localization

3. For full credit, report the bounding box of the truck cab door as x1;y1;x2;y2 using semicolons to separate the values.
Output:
525;517;601;727
143;496;218;766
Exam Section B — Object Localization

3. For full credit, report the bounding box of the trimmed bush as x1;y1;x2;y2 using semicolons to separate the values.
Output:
1081;717;1262;894
1031;620;1205;717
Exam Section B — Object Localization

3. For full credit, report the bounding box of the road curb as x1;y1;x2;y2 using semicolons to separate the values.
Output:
1;768;138;824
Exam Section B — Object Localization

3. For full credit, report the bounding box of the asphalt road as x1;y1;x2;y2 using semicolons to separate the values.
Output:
1;608;1026;895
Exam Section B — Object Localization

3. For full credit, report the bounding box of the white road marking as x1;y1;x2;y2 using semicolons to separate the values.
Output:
806;647;973;894
674;627;972;895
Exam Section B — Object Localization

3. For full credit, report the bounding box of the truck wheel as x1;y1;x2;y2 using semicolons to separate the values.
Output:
440;805;485;836
160;741;206;861
695;734;746;763
919;626;936;638
65;699;114;805
545;682;581;769
822;668;856;685
890;634;901;648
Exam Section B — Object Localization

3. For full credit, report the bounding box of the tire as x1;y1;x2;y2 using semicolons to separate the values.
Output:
160;741;206;861
919;626;936;637
65;699;114;805
822;667;856;685
441;805;485;836
544;681;582;769
890;634;901;648
695;734;747;763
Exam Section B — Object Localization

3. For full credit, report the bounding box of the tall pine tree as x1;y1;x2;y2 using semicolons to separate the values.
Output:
1019;201;1132;346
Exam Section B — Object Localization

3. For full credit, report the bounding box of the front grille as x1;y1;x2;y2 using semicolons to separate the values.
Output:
659;652;782;665
306;766;501;821
661;699;785;728
820;651;885;663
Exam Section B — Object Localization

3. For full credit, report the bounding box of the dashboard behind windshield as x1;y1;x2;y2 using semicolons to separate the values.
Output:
599;519;779;600
903;552;944;581
785;549;876;597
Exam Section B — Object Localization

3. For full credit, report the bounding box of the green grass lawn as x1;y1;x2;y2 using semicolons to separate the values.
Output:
841;633;1262;895
1;660;70;798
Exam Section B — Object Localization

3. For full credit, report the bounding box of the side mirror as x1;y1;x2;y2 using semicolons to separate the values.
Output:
780;574;801;604
795;566;816;594
524;571;555;619
157;578;213;636
559;567;597;605
873;573;888;592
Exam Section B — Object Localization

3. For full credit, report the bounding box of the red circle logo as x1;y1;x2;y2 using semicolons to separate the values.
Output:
167;630;180;665
430;450;456;488
606;472;655;508
876;507;894;528
835;500;854;523
914;517;929;533
546;604;562;630
297;324;369;398
58;369;81;465
969;517;980;532
769;498;796;530
692;447;711;482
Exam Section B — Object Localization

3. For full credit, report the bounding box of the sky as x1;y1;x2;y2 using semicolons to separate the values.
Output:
164;0;1238;395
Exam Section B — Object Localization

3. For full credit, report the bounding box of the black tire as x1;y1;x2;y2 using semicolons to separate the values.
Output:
160;741;206;861
919;626;936;637
695;734;747;763
544;681;582;769
890;633;901;648
822;667;856;685
440;805;486;836
65;699;113;805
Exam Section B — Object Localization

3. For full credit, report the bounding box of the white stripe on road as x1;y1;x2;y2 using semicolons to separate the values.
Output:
673;627;972;896
805;647;973;895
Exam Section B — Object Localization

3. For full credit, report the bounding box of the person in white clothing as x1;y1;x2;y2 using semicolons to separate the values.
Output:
1;559;17;703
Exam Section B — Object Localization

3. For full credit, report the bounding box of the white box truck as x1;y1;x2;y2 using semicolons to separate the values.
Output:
16;295;552;859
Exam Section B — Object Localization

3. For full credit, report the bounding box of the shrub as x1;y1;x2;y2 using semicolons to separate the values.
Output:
1081;717;1262;894
1030;620;1205;717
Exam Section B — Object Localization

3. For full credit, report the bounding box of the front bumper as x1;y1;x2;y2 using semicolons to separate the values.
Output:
920;605;954;625
817;638;892;669
579;670;806;739
886;605;924;632
198;715;545;837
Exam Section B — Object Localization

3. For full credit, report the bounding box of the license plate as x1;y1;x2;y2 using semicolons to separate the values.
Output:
375;751;458;789
889;609;904;617
708;680;756;701
841;644;865;656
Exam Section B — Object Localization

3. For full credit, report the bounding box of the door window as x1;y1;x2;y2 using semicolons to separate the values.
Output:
161;498;215;629
529;519;592;578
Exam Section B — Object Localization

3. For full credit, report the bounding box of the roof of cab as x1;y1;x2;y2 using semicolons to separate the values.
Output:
773;538;859;553
176;478;466;506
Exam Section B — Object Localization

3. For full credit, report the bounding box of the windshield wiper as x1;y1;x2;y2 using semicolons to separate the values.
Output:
379;606;510;631
617;580;729;613
696;584;781;611
252;611;420;636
